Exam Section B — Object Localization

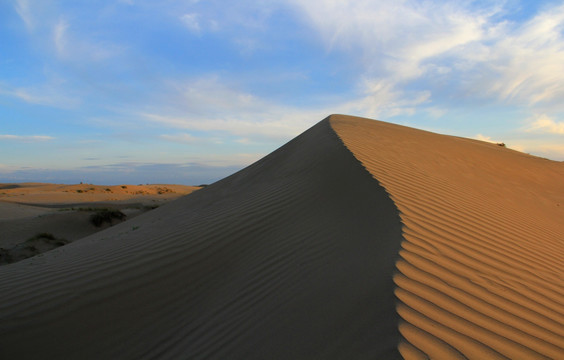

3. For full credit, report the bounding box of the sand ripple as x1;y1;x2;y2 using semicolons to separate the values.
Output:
332;114;564;359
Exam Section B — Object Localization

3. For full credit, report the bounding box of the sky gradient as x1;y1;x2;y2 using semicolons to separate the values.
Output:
1;0;564;185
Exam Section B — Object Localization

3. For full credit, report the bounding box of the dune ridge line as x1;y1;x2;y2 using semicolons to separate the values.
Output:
330;114;564;360
0;117;404;359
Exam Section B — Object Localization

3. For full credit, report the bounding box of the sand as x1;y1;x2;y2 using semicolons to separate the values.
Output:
0;115;562;359
331;114;564;359
0;183;199;256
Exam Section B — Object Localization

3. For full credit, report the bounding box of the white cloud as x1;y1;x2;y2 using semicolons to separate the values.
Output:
0;83;80;108
143;112;314;140
139;73;437;142
290;1;564;118
49;16;124;62
285;1;496;122
339;79;431;119
0;134;54;142
12;2;122;64
470;134;564;160
508;141;564;161
140;76;327;140
53;17;69;56
526;144;564;160
180;13;201;33
236;138;251;144
474;5;564;106
160;133;199;143
290;0;491;81
475;134;497;143
15;0;33;31
525;114;564;134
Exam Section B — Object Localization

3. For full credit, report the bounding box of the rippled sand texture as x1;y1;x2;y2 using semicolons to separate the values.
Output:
331;114;564;359
2;115;562;359
0;119;403;359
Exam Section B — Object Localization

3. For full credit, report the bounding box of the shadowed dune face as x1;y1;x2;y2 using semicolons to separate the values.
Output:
0;119;403;359
331;114;564;360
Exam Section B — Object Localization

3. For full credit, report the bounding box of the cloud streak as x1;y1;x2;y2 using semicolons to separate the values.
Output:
138;76;329;140
160;133;199;143
290;1;492;80
0;83;80;108
0;134;55;142
291;1;564;110
14;0;33;31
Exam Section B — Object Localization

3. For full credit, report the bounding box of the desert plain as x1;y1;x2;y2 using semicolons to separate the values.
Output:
0;114;562;359
0;183;199;263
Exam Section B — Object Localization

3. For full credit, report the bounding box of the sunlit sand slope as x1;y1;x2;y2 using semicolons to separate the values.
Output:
0;119;403;359
331;114;564;360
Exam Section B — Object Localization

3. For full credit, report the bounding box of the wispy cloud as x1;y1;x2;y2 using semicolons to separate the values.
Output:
507;140;564;160
53;17;69;56
475;134;499;143
139;76;327;140
180;13;201;33
285;0;499;123
160;133;199;143
473;134;564;160
288;0;564;159
143;112;315;140
0;134;55;142
137;72;442;142
471;5;564;107
340;79;431;119
291;1;564;111
525;144;564;160
14;0;33;31
0;83;80;108
290;1;492;81
525;114;564;134
52;17;123;62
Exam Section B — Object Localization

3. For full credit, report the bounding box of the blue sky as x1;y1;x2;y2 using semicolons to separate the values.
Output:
1;0;563;185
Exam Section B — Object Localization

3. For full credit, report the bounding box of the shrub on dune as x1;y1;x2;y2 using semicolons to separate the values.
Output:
90;209;127;227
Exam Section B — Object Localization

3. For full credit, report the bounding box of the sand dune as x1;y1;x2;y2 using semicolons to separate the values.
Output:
331;114;564;359
0;119;403;359
0;115;562;359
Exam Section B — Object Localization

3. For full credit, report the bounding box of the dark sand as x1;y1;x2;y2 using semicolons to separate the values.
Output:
0;118;403;359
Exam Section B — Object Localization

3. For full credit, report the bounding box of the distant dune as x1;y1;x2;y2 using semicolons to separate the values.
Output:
0;115;562;359
0;183;199;253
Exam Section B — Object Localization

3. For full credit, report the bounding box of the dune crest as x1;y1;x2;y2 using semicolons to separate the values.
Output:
0;118;403;359
330;114;564;359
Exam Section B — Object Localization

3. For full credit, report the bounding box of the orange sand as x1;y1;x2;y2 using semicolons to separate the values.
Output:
331;114;564;359
0;183;199;249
